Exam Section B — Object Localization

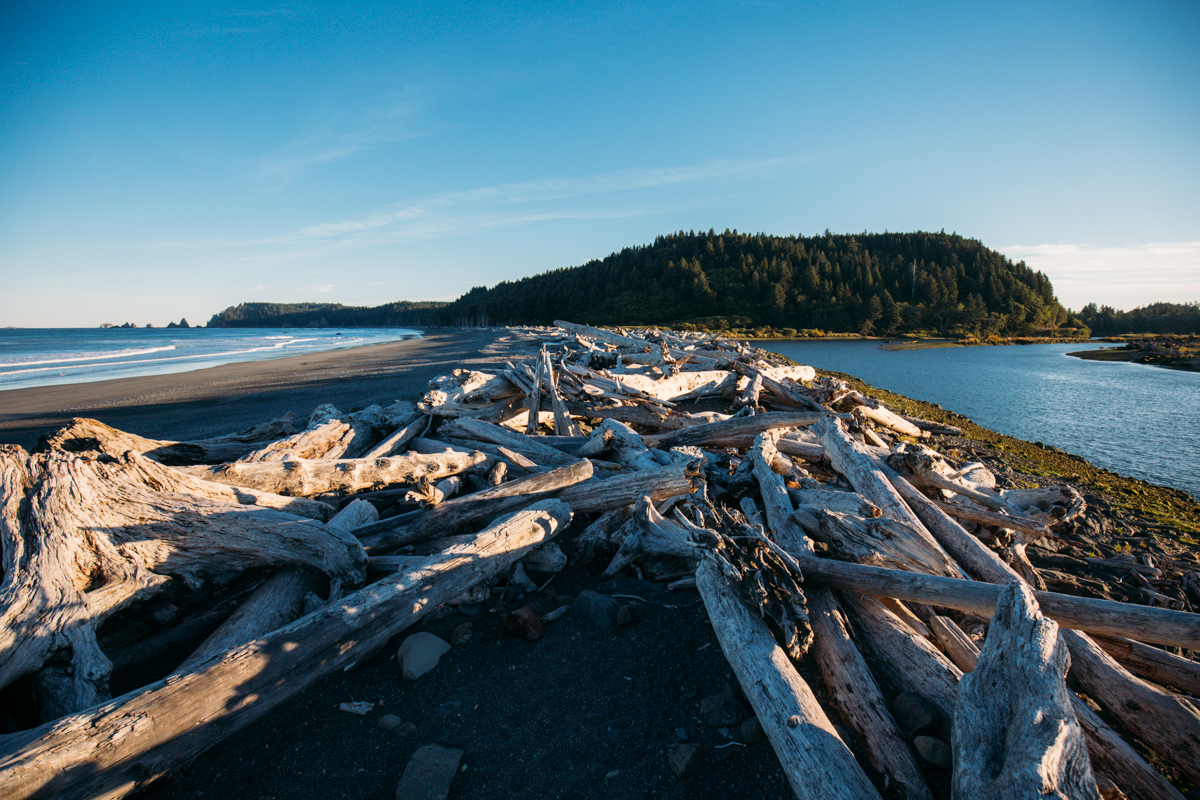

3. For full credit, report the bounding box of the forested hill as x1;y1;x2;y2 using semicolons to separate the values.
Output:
206;300;446;329
441;230;1082;337
206;231;1084;337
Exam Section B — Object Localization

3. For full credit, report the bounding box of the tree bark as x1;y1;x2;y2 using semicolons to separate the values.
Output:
179;449;488;497
696;561;883;800
745;433;931;800
0;445;366;716
354;459;594;553
0;501;572;800
40;415;296;466
952;582;1099;800
646;411;829;450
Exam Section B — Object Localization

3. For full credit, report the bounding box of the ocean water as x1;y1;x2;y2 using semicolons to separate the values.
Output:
0;327;421;391
758;340;1200;501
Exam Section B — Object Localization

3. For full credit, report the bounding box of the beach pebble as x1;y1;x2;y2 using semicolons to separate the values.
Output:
666;743;705;779
891;690;938;734
740;717;765;744
570;590;619;626
398;632;451;680
699;686;747;728
913;736;952;769
394;744;464;800
450;621;473;645
378;714;404;730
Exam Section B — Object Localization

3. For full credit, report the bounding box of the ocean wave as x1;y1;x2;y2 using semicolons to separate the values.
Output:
0;335;385;379
0;345;179;369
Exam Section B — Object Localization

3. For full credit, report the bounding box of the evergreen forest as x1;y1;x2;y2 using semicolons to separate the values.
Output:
1077;302;1200;336
207;230;1090;337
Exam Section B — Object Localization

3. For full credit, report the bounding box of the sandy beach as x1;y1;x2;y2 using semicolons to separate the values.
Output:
0;328;529;451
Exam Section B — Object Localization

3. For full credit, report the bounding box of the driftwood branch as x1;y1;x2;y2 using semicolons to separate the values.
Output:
0;501;572;800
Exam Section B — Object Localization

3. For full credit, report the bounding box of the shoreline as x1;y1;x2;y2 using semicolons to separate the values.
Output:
0;328;535;451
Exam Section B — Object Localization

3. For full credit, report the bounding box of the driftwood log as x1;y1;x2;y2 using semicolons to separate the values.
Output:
40;415;296;466
696;560;883;800
952;582;1099;799
355;459;593;553
746;433;932;800
0;444;366;718
0;500;572;800
878;460;1200;787
179;448;488;496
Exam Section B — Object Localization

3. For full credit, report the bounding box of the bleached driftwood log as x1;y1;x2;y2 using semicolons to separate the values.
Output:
418;370;522;419
952;582;1099;799
355;460;593;553
840;592;963;720
695;560;883;800
0;445;366;717
795;507;963;577
930;615;1184;800
929;615;980;673
180;449;488;496
239;406;357;462
542;349;583;436
575;418;662;471
362;413;427;459
557;459;702;514
745;433;932;800
1091;635;1200;696
814;418;966;578
441;416;579;467
790;556;1200;650
647;411;829;449
0;500;572;800
878;464;1200;790
40;415;296;466
176;568;320;673
177;498;383;674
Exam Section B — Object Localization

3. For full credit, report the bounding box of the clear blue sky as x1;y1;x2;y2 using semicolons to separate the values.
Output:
2;1;1197;327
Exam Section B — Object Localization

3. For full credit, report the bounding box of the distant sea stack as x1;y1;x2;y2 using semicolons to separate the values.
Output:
166;318;190;329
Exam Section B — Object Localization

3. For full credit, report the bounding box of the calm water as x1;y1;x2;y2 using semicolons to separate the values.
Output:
758;340;1200;501
0;327;421;391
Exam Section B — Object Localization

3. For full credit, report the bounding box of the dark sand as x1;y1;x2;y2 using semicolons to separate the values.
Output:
0;329;529;450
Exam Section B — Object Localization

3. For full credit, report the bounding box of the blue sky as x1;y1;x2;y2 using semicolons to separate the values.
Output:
1;1;1197;327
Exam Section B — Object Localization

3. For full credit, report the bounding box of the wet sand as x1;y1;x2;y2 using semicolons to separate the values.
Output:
0;328;531;450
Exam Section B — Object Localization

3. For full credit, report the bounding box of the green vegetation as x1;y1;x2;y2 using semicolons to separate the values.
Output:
824;368;1200;537
207;301;446;328
1077;301;1200;336
206;230;1089;338
442;230;1085;337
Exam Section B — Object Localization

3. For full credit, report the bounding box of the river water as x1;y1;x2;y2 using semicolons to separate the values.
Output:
0;327;421;391
757;340;1200;501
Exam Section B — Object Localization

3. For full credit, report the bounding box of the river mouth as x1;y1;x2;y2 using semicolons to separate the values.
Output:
756;339;1200;502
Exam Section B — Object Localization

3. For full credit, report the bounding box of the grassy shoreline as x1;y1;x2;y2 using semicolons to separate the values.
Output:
820;367;1200;540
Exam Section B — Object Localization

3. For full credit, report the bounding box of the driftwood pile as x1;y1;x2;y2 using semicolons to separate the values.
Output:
2;320;1199;799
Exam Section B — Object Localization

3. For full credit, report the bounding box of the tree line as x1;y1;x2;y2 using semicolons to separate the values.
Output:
1077;302;1200;336
206;230;1094;337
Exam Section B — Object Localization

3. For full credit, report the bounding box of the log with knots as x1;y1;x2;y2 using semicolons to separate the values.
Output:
1;319;1198;800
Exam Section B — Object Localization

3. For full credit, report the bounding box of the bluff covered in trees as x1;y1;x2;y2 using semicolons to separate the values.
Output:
1077;302;1200;336
207;301;446;329
206;231;1084;337
443;231;1083;337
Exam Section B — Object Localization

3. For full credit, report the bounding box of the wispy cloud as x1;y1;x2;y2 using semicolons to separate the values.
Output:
313;284;334;293
265;152;821;246
253;98;429;185
150;151;826;265
1002;241;1200;311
